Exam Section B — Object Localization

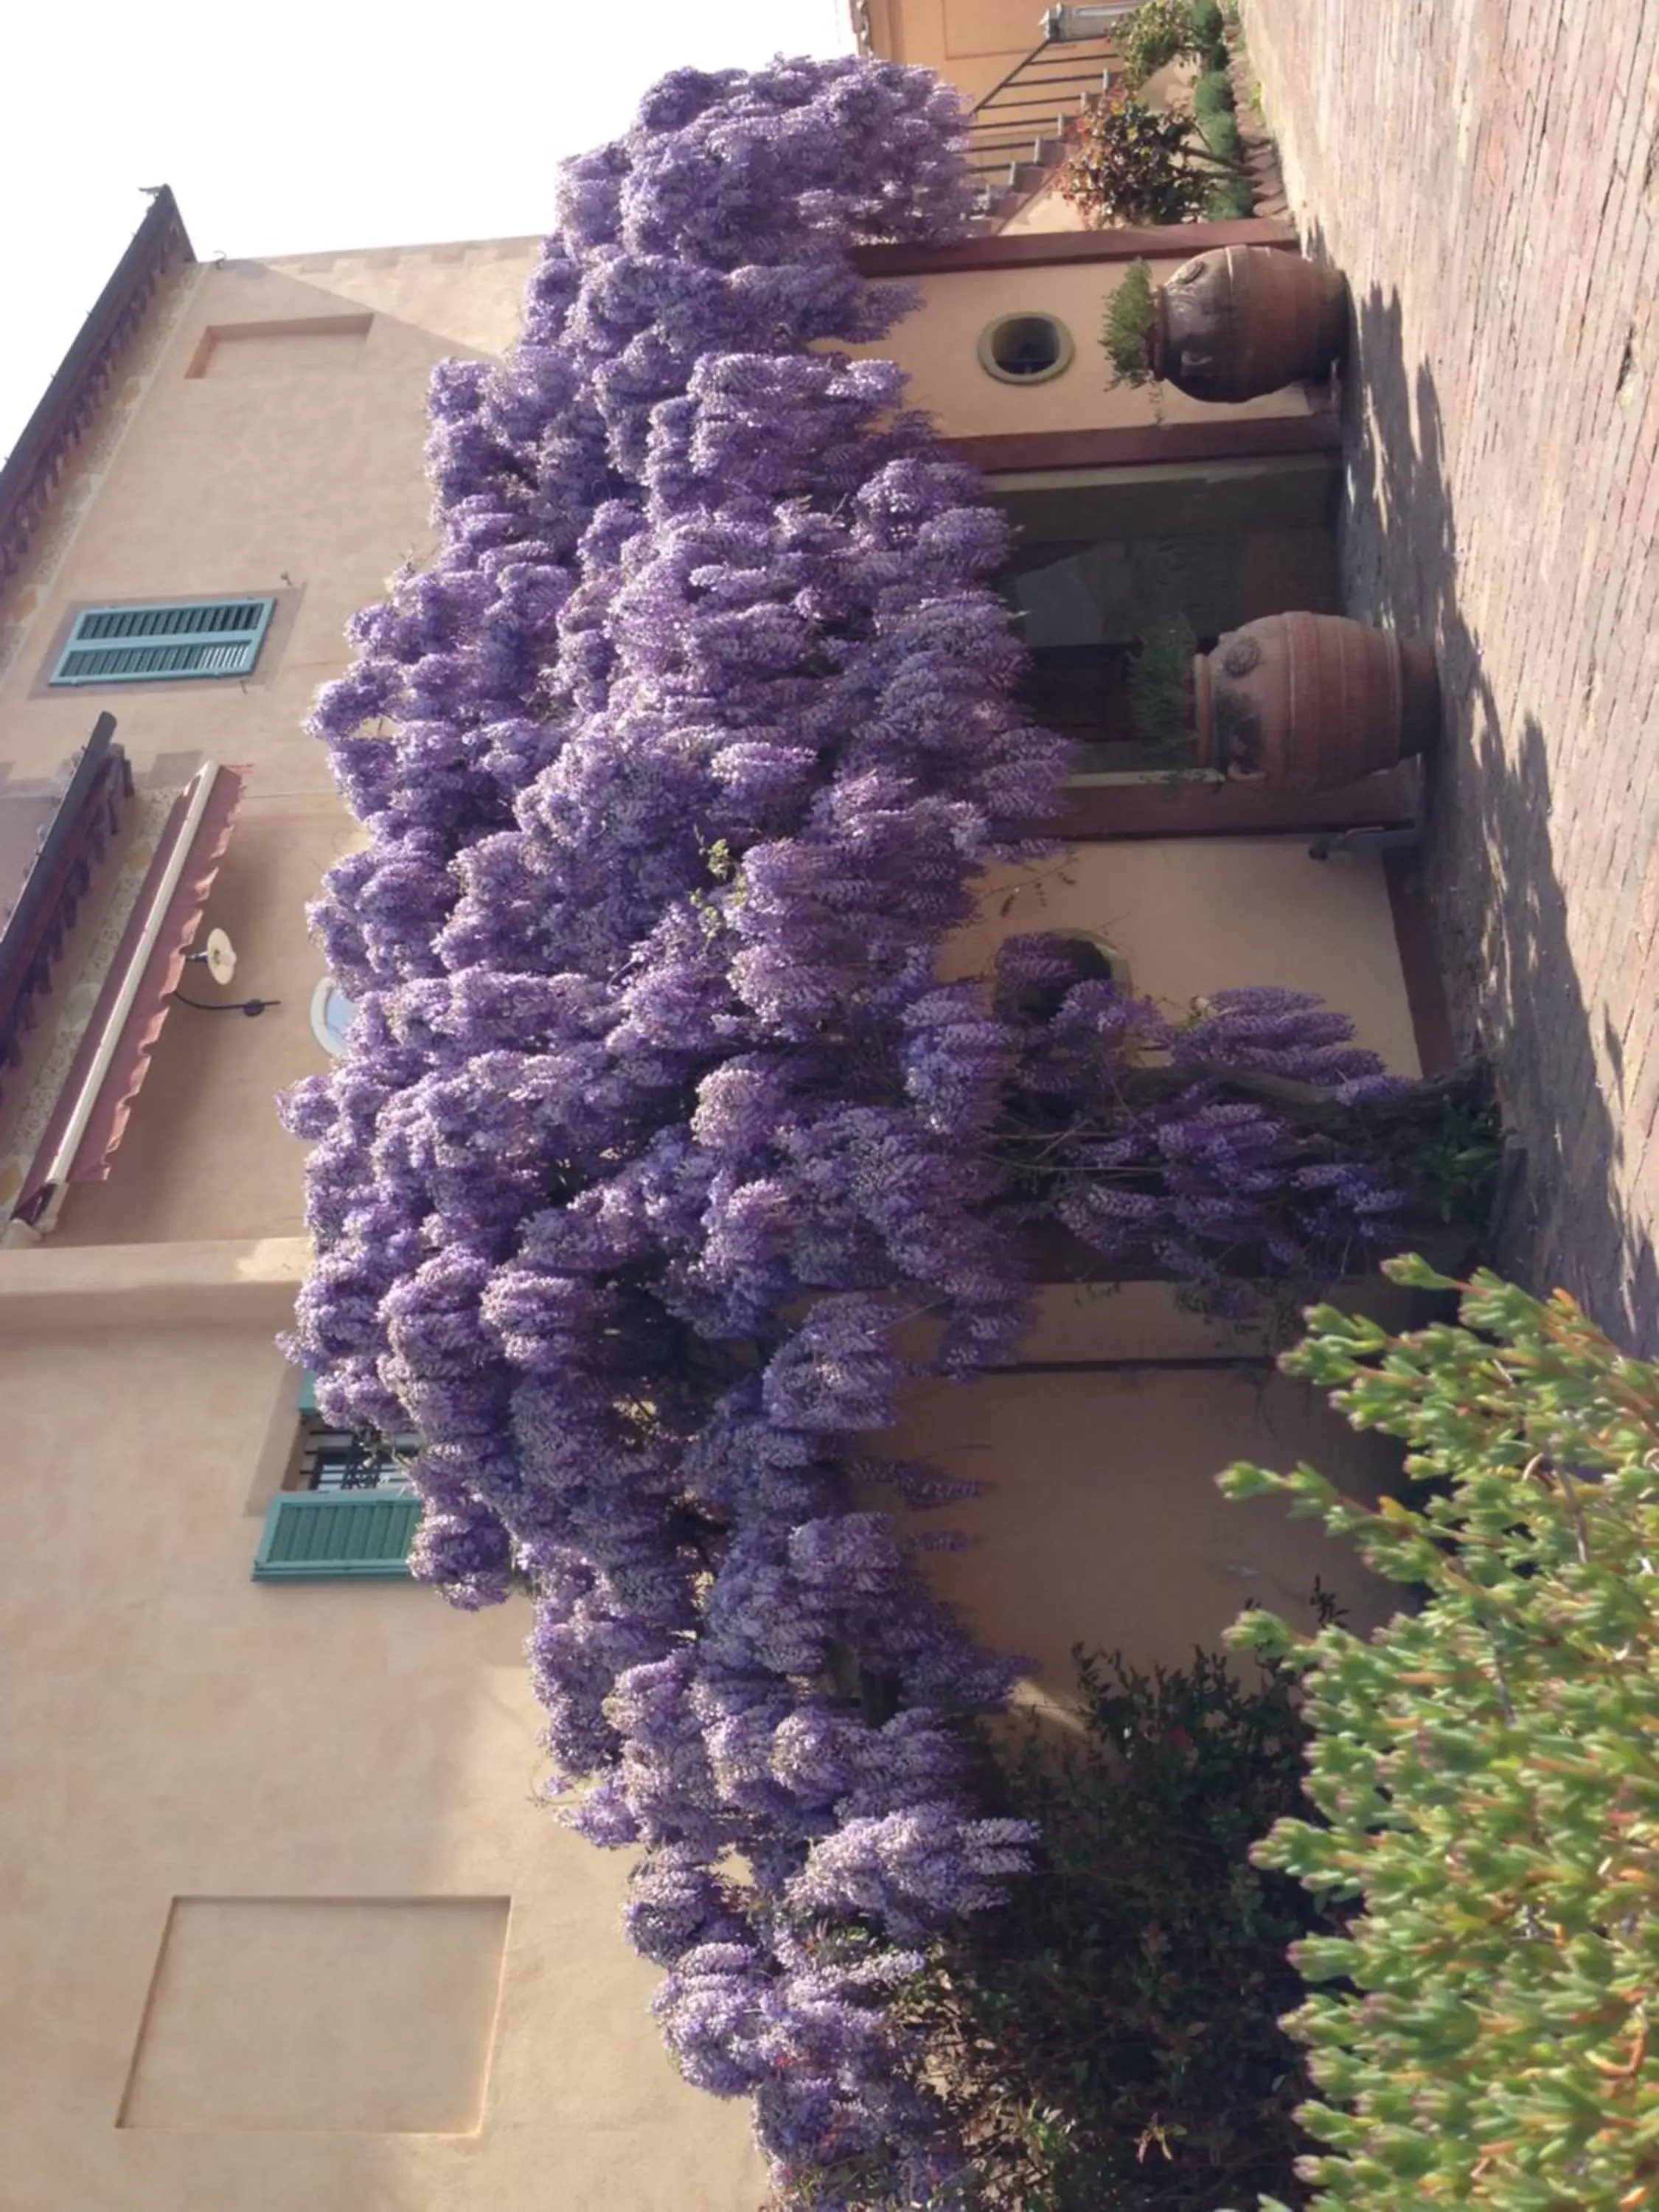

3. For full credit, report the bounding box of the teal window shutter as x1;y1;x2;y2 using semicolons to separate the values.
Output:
253;1492;420;1581
297;1370;319;1416
49;597;275;686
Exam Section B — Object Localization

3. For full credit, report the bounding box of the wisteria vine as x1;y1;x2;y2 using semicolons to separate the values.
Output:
284;56;1409;2206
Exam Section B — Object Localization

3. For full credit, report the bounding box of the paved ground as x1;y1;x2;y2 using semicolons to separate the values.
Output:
1242;0;1659;1349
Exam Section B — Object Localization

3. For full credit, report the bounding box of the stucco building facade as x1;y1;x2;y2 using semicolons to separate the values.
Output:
0;36;1437;2208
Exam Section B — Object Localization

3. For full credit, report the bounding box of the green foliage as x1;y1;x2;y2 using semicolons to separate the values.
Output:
1205;176;1256;219
1060;97;1215;226
1119;0;1201;90
1127;616;1200;757
1221;1269;1659;2212
1100;259;1159;388
1197;105;1242;163
1412;1091;1505;1225
1193;68;1236;115
1192;0;1227;39
902;1641;1335;2211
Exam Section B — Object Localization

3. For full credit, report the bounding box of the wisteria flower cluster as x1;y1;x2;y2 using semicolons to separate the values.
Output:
283;56;1408;2205
998;950;1406;1317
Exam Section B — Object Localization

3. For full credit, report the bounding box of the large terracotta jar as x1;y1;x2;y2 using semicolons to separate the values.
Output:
1192;613;1439;790
1152;246;1348;403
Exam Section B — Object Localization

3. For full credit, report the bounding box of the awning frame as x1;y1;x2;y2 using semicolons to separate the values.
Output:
7;758;243;1237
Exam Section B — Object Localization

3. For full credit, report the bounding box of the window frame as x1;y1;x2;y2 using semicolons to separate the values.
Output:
46;596;277;689
977;312;1076;387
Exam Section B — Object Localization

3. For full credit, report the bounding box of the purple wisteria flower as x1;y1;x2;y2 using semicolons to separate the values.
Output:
285;55;1413;2206
284;55;1057;2203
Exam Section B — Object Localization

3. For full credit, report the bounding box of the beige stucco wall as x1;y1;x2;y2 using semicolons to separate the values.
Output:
882;1274;1409;1707
0;240;765;2209
0;1321;765;2211
867;0;1056;106
953;838;1421;1074
889;1357;1402;1701
0;223;1419;2211
866;260;1312;437
0;243;543;1247
997;175;1091;234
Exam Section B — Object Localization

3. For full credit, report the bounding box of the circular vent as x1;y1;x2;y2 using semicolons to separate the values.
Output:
978;312;1074;386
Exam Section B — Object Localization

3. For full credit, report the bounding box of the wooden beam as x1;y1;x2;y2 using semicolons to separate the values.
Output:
852;218;1300;278
1046;763;1421;841
945;411;1342;476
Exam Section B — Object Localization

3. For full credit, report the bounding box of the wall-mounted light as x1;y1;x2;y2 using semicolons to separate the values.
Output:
174;928;280;1018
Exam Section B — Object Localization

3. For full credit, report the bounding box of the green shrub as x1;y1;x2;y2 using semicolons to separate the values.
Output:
1197;105;1242;163
1120;0;1200;90
1192;0;1226;38
1204;175;1254;218
902;1641;1334;2211
1099;259;1159;388
1127;615;1199;756
1222;1259;1659;2212
1062;97;1215;226
1194;68;1235;114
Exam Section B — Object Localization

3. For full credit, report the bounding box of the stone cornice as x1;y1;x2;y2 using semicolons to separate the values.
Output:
0;189;195;595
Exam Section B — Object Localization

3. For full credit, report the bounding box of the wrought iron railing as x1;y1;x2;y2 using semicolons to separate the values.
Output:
965;29;1125;215
302;1423;417;1495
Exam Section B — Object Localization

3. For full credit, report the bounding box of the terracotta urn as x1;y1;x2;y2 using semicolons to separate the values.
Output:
1192;613;1439;791
1151;246;1349;403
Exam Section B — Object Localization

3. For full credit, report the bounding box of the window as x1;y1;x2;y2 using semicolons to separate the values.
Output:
309;976;357;1057
978;313;1074;386
49;597;275;687
999;532;1234;777
252;1374;420;1582
998;928;1133;1026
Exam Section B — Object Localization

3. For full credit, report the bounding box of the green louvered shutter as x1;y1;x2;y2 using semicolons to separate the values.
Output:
50;597;275;686
253;1492;420;1581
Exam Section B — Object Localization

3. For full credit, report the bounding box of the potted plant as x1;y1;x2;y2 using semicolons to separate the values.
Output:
1192;613;1440;789
1102;251;1349;403
1101;258;1161;390
1126;612;1203;768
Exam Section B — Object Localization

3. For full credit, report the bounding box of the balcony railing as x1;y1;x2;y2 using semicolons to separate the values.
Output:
966;27;1126;218
302;1423;417;1495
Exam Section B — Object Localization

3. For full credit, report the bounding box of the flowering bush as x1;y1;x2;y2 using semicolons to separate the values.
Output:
998;955;1430;1318
287;58;1062;2202
285;55;1429;2203
1225;1259;1659;2212
1060;91;1251;227
1119;0;1205;89
900;1637;1334;2212
1060;95;1213;226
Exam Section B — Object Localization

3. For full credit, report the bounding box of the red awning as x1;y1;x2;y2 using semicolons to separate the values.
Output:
13;762;243;1228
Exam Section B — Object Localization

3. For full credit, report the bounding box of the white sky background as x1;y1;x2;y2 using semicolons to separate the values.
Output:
0;0;855;463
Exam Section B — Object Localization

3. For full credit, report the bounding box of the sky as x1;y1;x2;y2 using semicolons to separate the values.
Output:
0;0;854;464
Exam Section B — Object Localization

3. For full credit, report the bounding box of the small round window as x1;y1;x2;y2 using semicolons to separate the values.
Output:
978;312;1074;385
310;976;357;1057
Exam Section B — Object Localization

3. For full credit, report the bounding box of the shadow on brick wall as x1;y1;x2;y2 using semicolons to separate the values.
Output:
1325;262;1659;1350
